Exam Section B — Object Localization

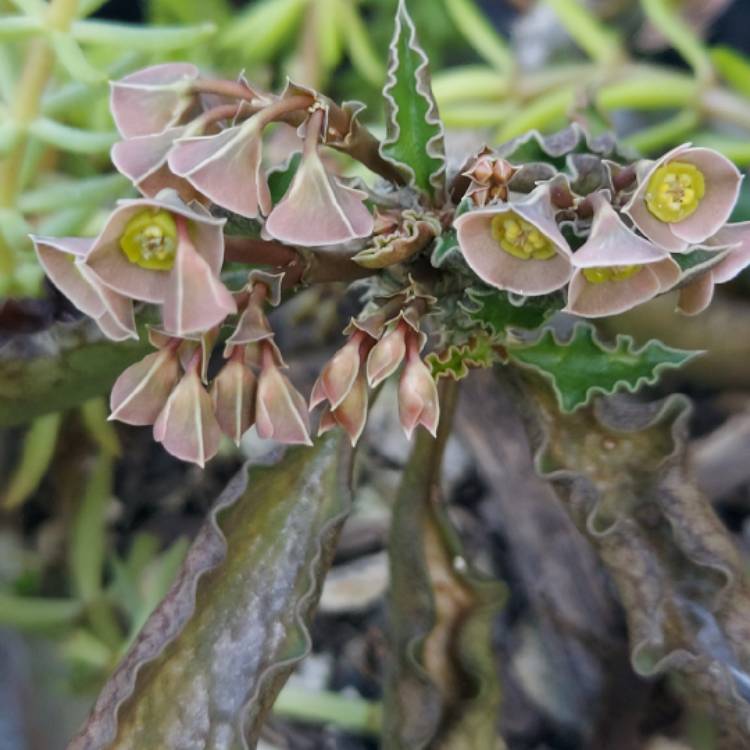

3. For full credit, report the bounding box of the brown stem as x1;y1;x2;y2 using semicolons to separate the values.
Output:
192;78;266;104
224;237;299;267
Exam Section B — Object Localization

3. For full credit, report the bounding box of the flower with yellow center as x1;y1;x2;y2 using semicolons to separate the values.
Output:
582;264;642;284
644;161;705;224
119;209;178;270
490;212;557;261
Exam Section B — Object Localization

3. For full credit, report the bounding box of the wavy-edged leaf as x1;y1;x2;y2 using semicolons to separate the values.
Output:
516;381;750;745
507;323;699;412
380;0;446;202
463;288;562;339
0;318;151;427
426;336;497;382
384;393;505;749
68;433;353;750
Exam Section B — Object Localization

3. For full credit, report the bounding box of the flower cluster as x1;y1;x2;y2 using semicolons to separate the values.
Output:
31;62;750;467
456;143;749;317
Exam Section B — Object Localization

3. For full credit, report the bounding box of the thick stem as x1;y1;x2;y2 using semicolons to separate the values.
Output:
224;236;299;267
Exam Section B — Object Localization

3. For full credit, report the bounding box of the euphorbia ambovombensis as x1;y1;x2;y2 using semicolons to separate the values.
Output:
32;5;748;468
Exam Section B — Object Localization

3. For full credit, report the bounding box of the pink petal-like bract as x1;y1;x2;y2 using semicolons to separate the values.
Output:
153;358;222;467
168;115;271;218
211;348;257;445
255;345;312;445
265;110;374;246
366;323;408;387
33;235;137;341
398;343;440;439
110;63;199;138
454;184;573;295
327;369;369;446
310;334;363;410
623;144;742;252
110;348;180;425
161;218;236;337
85;191;225;304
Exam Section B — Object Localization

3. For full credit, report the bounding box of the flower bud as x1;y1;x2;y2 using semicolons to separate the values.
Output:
366;322;408;387
318;370;369;446
153;354;222;467
398;338;439;439
310;333;364;410
211;346;257;445
110;346;180;425
255;343;312;445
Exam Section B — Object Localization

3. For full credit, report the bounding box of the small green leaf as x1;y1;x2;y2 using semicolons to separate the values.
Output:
336;0;385;87
430;227;458;268
18;172;130;213
49;31;105;83
426;336;497;381
507;323;700;412
0;592;82;632
0;15;42;39
443;0;512;72
463;287;562;338
380;0;446;201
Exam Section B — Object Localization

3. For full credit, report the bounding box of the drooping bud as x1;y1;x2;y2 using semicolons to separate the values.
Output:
366;320;409;387
318;369;369;446
565;195;680;317
110;63;200;139
152;351;222;467
623;144;742;252
32;235;137;341
110;342;180;425
211;346;257;445
310;331;365;410
255;342;312;445
265;108;374;246
398;334;439;439
455;184;573;295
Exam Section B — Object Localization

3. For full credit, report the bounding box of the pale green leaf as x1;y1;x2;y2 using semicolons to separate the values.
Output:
71;19;216;50
28;117;118;153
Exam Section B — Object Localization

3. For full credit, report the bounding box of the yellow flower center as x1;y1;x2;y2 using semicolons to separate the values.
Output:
644;161;705;223
582;265;642;284
119;209;178;270
490;212;557;261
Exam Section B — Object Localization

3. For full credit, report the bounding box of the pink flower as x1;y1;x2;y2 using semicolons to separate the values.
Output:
318;369;369;446
32;235;136;341
110;63;200;138
366;319;416;387
454;184;573;295
265;109;374;246
398;334;439;439
255;341;312;445
623;144;742;252
153;350;222;467
81;190;235;336
677;222;750;315
110;340;181;425
565;196;681;318
211;345;257;445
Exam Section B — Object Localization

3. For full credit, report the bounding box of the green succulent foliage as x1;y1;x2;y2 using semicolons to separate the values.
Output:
380;0;446;201
426;335;497;381
463;288;563;339
507;323;700;413
710;45;750;99
267;151;302;205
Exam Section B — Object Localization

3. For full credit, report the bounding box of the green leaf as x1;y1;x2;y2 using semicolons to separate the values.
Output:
0;318;152;427
463;287;562;337
0;15;42;39
49;31;105;83
380;0;446;201
0;592;82;632
336;0;385;87
71;19;216;50
507;323;700;412
430;227;458;268
18;172;130;213
28;118;118;154
69;435;353;749
443;0;512;72
426;335;497;381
